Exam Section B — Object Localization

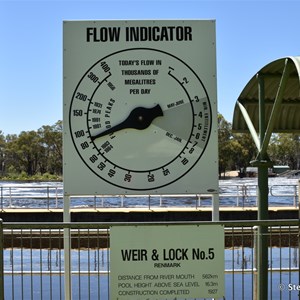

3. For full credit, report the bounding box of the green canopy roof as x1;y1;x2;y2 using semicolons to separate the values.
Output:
231;57;300;298
232;56;300;133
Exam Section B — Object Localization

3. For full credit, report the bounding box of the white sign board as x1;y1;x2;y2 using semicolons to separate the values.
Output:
110;225;224;299
63;20;218;195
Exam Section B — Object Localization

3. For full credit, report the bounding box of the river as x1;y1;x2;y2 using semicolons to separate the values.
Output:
1;177;299;299
0;176;299;209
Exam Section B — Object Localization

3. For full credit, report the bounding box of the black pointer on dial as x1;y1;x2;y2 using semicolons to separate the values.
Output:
91;104;164;141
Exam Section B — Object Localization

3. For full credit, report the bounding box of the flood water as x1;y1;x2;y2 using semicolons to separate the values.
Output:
3;246;299;300
1;177;300;299
0;176;299;209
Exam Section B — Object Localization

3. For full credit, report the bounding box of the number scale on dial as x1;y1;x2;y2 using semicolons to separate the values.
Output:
69;48;212;191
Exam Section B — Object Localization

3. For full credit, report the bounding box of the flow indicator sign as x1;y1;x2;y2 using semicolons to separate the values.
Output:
63;20;218;195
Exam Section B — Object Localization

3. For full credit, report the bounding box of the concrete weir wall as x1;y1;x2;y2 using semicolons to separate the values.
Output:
0;207;298;223
1;208;298;250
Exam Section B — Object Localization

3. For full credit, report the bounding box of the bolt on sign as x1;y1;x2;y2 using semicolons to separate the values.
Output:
110;225;225;299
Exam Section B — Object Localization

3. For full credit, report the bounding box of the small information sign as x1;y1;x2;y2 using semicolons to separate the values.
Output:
110;225;224;299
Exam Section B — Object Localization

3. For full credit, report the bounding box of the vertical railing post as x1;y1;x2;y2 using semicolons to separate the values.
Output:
0;219;4;300
294;185;297;208
94;195;97;209
55;187;58;208
47;186;50;210
9;187;12;208
298;180;300;213
197;195;201;208
212;193;219;221
64;195;72;300
1;186;3;211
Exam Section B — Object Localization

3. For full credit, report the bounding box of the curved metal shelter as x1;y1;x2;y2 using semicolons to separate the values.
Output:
233;56;300;134
232;56;300;300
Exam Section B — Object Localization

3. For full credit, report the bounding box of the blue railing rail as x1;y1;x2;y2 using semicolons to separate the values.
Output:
0;183;299;210
0;219;299;300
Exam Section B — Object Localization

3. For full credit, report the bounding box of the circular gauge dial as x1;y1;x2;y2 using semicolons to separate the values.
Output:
69;48;212;191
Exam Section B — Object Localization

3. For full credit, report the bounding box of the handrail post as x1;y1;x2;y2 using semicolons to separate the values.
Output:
93;195;96;209
47;186;50;210
294;185;297;208
55;187;58;208
242;185;245;208
298;180;300;209
197;194;201;208
1;186;3;211
0;219;4;300
9;187;12;208
64;195;72;300
212;193;219;221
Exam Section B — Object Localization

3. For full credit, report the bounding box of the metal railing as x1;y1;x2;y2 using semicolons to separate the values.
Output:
0;183;299;210
0;219;299;300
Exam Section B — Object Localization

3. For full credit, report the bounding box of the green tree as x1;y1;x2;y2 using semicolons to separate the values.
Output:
218;113;233;177
37;120;62;175
218;113;257;177
232;133;257;176
0;131;5;175
269;133;300;169
4;134;18;176
3;121;63;178
12;131;41;175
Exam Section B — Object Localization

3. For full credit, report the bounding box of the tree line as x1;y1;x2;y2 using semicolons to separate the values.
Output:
218;114;300;177
0;121;62;180
0;116;299;180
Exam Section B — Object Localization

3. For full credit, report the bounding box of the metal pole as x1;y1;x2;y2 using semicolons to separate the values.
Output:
212;193;219;221
64;195;72;300
298;180;300;218
298;180;300;299
256;73;269;300
1;186;3;211
0;219;4;300
257;166;269;300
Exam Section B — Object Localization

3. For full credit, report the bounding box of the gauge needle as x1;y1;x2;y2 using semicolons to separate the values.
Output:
91;104;164;141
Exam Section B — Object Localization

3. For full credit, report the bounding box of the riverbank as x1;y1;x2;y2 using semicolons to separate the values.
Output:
0;174;62;182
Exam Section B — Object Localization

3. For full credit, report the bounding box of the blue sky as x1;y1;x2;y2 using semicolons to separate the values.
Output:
0;0;299;135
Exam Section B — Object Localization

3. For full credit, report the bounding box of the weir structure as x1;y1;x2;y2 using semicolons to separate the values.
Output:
232;56;300;299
